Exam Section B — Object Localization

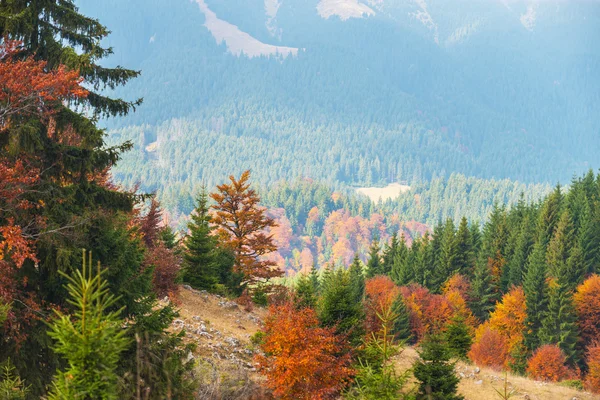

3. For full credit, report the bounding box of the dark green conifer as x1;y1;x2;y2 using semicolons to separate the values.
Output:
391;234;411;286
391;295;412;344
413;335;464;400
382;233;399;276
182;189;219;290
522;241;549;352
366;240;384;277
444;317;473;360
349;255;366;304
469;261;496;322
295;273;317;309
455;217;474;278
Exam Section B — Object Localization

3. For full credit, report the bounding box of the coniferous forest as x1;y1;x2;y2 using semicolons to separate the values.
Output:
1;0;600;399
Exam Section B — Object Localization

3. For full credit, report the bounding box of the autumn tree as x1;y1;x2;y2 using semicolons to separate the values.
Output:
468;326;509;370
211;170;281;289
364;276;400;336
573;274;600;346
256;302;354;399
585;343;600;394
526;345;575;382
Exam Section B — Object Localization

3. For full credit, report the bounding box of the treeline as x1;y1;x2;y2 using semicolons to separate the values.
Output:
252;170;600;398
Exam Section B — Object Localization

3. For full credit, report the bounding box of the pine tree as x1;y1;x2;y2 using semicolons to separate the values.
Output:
413;335;464;400
434;219;459;291
391;295;412;344
295;273;317;309
366;240;384;277
522;241;549;352
349;255;366;304
547;210;575;279
309;264;321;294
469;261;496;322
538;185;564;247
455;217;474;278
579;202;600;275
444;316;473;360
319;268;365;346
382;233;399;276
48;251;130;399
506;214;536;289
182;189;219;291
390;234;411;286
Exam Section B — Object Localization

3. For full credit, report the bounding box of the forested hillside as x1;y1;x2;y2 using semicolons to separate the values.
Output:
79;0;600;198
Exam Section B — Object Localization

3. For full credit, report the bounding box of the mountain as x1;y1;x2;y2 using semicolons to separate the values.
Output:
77;0;600;201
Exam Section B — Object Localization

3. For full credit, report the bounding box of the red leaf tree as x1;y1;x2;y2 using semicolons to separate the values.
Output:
468;326;509;370
585;343;600;394
365;276;400;336
256;302;354;399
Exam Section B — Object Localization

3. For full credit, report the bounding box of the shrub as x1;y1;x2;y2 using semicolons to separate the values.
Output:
526;345;575;382
468;326;509;370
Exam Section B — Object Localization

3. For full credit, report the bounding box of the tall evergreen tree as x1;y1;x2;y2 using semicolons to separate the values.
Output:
434;219;459;291
391;294;412;344
413;335;464;400
295;273;317;309
505;213;536;288
537;185;564;246
319;268;365;346
182;189;219;290
455;217;474;278
366;240;384;277
309;263;321;294
546;210;575;279
579;202;600;275
382;233;399;276
390;234;411;286
522;242;549;352
349;255;366;304
469;260;496;322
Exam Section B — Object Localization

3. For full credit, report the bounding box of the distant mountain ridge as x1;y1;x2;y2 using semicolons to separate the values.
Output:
77;0;599;201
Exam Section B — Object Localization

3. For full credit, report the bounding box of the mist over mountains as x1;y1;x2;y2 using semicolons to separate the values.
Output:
78;0;600;193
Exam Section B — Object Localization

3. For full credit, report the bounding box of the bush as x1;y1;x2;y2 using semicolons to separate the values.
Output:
468;326;509;370
526;345;575;382
559;380;584;390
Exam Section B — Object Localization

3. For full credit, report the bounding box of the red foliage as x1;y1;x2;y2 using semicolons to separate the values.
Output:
400;284;454;342
574;275;600;346
585;343;600;394
441;274;471;303
468;326;509;370
139;199;162;248
526;345;575;382
0;40;87;128
364;276;400;336
486;286;527;353
256;302;354;399
144;243;181;299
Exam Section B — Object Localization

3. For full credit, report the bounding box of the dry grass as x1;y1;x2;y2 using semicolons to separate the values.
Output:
357;182;411;202
395;347;599;400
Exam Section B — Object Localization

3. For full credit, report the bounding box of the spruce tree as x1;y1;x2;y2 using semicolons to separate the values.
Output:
505;214;536;289
391;295;412;344
349;255;366;304
579;202;600;275
47;252;129;399
469;261;496;322
366;240;384;277
444;316;473;360
455;217;474;278
182;189;219;291
413;335;464;400
390;234;411;286
309;264;321;294
522;241;549;352
434;219;459;291
295;273;317;309
319;268;365;346
546;210;575;279
382;233;399;276
537;185;564;246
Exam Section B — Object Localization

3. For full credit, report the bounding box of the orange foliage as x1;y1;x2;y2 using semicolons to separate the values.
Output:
256;302;354;399
526;345;575;382
0;40;87;128
211;171;282;286
364;276;400;335
574;275;600;346
442;274;471;303
585;343;600;394
400;284;454;342
486;286;527;352
444;290;477;329
468;325;509;370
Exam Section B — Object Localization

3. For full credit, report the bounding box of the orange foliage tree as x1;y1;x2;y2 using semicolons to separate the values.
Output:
364;276;400;336
442;274;472;303
400;284;454;342
574;275;600;346
256;302;354;399
211;170;282;288
0;40;87;128
486;286;527;352
526;344;575;382
585;343;600;394
468;325;509;370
